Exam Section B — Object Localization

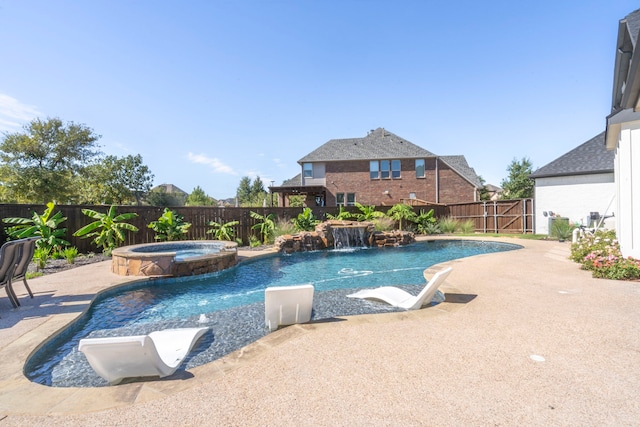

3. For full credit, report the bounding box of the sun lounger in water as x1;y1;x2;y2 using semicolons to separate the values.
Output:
347;267;452;310
78;327;208;385
265;284;314;332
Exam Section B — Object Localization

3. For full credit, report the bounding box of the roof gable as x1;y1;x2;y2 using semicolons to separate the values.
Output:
298;128;435;163
439;155;482;188
530;132;614;179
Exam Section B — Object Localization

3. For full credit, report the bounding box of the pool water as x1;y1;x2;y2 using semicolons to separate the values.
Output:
25;239;521;387
129;242;225;261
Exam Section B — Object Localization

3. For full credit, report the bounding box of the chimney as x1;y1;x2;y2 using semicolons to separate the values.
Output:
382;128;385;137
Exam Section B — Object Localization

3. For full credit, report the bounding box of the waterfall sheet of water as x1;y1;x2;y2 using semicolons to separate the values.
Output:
331;227;367;249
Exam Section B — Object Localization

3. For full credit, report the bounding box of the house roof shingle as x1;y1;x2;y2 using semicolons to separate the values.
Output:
438;155;483;188
530;132;614;179
298;128;435;163
624;8;640;48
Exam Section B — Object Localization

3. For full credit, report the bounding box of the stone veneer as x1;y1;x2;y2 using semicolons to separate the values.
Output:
275;220;415;254
111;240;238;277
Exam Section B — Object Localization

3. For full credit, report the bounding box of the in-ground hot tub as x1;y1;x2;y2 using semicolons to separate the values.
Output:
111;240;238;277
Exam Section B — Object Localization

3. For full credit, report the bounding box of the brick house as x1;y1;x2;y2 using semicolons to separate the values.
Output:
271;128;482;207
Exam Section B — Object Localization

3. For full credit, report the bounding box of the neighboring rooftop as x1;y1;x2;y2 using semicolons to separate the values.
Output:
298;128;435;163
530;132;614;179
438;155;483;188
152;183;188;195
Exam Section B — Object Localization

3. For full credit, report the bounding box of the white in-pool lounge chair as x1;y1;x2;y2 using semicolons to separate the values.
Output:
265;284;314;332
78;327;208;385
347;267;453;310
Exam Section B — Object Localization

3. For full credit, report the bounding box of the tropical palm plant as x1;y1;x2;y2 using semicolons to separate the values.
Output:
353;203;385;222
3;201;70;252
147;208;191;241
250;211;276;244
73;205;139;254
414;208;437;234
386;203;417;231
325;206;352;221
292;207;320;231
207;220;239;241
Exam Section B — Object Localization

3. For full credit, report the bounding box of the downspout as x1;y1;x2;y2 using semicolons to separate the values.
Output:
435;157;439;204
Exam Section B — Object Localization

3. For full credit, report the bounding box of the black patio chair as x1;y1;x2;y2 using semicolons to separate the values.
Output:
12;237;39;302
0;241;21;309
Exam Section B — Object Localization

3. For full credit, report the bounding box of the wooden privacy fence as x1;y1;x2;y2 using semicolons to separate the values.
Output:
447;199;534;234
0;200;532;253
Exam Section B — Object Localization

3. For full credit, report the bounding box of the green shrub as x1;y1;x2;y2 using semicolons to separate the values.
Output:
274;218;296;237
423;222;442;235
372;217;395;232
63;247;79;264
33;247;51;270
438;216;459;234
550;218;575;241
570;229;640;280
249;235;262;247
458;219;476;234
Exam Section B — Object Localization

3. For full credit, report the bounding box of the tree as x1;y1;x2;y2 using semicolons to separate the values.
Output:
145;189;172;207
76;154;154;205
114;154;154;205
236;176;268;207
0;117;102;203
477;175;491;201
236;176;252;205
185;186;216;206
251;176;265;195
500;157;534;199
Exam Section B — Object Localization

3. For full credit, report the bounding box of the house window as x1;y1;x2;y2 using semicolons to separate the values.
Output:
346;193;356;206
381;160;390;179
336;193;355;206
370;161;379;179
303;163;313;178
392;160;401;179
415;159;425;178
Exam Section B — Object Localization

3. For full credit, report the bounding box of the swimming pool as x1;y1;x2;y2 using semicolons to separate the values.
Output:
25;239;521;387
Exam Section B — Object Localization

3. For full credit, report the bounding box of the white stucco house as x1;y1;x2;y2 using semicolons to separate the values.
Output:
605;8;640;258
531;132;615;235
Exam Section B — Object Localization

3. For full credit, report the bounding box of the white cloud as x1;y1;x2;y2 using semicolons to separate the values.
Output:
187;152;237;175
0;94;41;132
272;157;288;168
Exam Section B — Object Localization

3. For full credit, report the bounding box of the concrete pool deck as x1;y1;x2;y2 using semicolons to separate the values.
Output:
0;236;639;425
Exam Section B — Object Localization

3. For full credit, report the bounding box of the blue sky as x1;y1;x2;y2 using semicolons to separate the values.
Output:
0;1;637;200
